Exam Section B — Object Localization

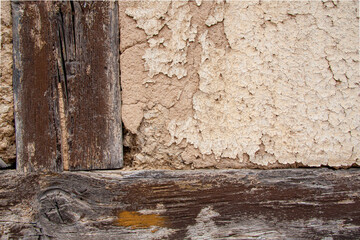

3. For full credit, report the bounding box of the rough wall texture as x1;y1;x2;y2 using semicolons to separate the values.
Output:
0;1;15;167
120;0;360;169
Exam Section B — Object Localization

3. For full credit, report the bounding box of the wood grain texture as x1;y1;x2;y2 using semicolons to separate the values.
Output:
0;169;359;239
12;1;62;172
12;1;122;172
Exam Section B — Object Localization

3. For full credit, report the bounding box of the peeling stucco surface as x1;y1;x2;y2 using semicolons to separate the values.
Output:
121;0;360;169
0;1;15;166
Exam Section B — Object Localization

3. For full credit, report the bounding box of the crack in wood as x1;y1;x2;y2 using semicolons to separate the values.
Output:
57;8;69;104
54;200;64;224
56;9;71;170
70;1;76;57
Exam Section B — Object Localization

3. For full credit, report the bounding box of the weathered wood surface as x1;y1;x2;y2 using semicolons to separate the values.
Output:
12;1;122;172
0;169;359;239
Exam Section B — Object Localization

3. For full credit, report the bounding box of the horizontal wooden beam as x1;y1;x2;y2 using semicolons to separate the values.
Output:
0;169;359;239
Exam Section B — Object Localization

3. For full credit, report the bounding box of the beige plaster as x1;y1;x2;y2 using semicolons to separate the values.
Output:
0;1;15;166
121;0;360;169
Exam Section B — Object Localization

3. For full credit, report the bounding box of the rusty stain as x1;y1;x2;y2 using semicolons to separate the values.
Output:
116;211;166;229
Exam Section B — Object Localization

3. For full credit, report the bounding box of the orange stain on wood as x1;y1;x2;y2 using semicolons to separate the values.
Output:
116;211;166;229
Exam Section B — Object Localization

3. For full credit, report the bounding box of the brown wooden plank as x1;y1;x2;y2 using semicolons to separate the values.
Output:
0;169;359;239
12;1;62;172
12;1;122;172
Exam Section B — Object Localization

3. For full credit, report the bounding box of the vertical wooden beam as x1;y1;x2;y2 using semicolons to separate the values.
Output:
12;1;62;172
12;1;122;172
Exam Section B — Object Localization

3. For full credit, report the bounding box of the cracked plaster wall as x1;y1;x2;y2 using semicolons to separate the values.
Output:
0;1;15;167
121;0;360;169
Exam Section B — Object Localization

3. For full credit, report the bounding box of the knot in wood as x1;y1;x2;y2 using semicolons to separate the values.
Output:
39;189;79;225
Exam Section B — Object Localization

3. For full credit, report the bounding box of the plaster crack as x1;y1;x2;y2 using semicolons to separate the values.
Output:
120;40;147;55
325;56;341;84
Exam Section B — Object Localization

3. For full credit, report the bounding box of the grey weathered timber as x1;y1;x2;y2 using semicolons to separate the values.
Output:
12;1;122;172
0;169;359;239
